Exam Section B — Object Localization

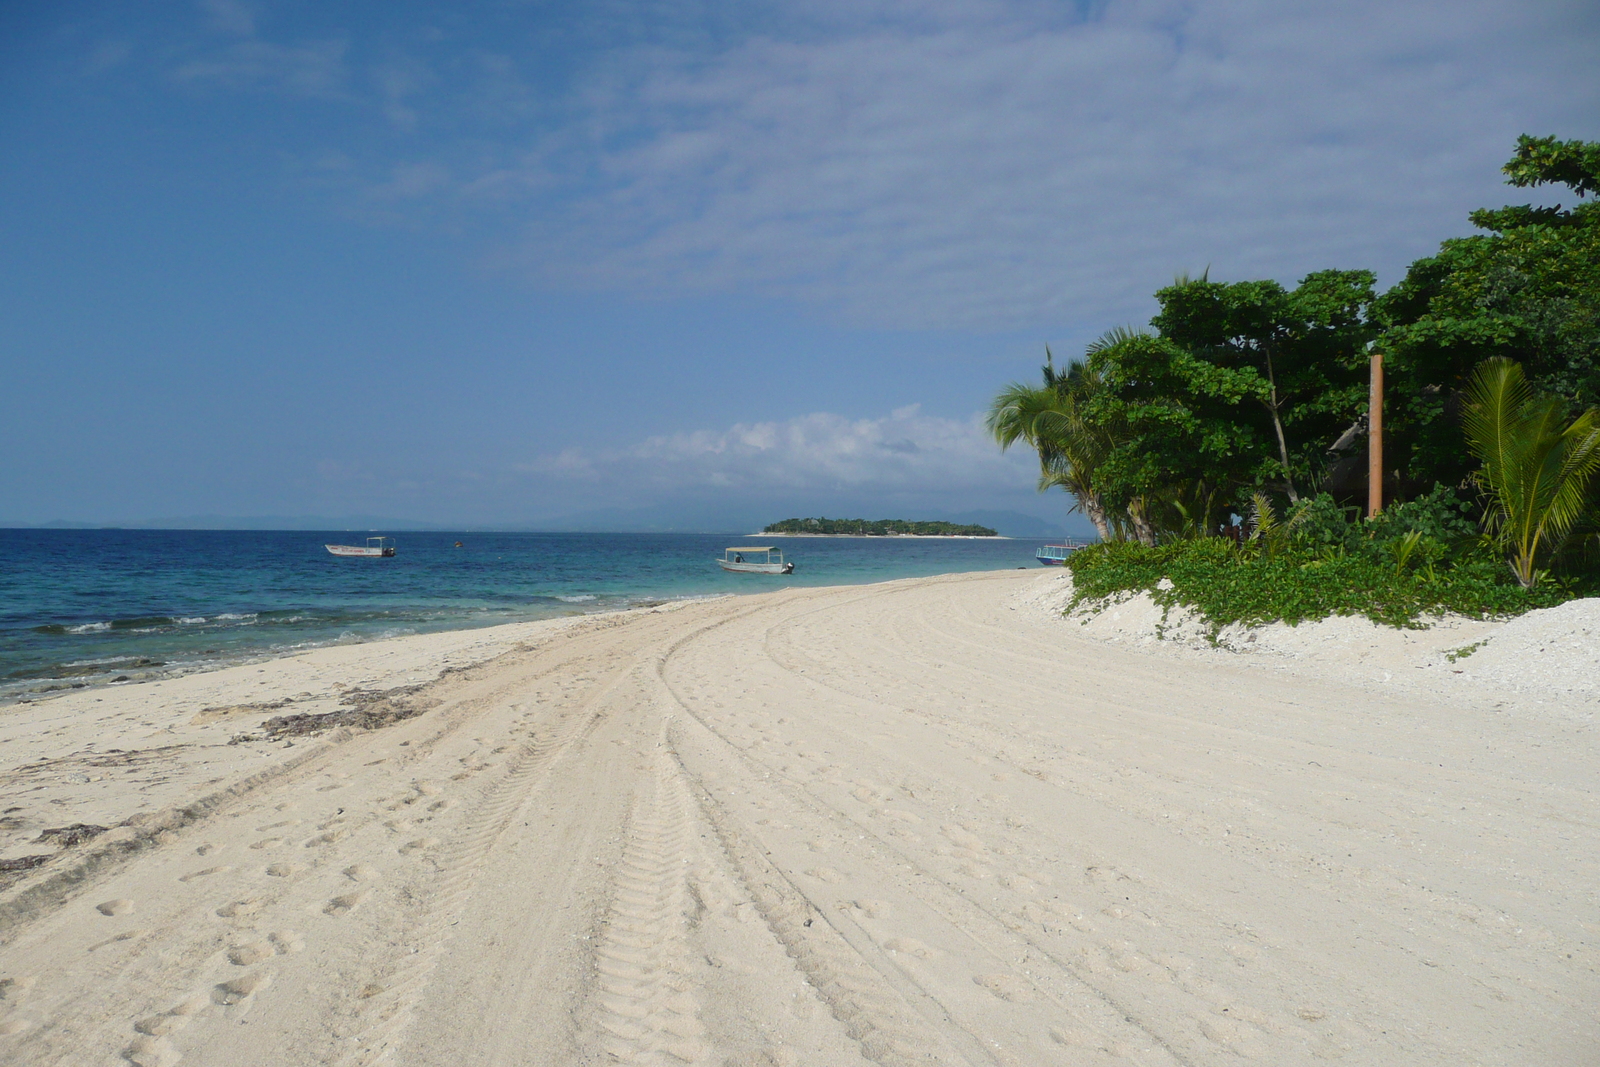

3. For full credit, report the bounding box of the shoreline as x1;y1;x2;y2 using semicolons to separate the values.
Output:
0;593;724;711
4;532;1048;708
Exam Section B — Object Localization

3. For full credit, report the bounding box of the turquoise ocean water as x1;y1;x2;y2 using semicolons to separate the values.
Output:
1;529;1049;704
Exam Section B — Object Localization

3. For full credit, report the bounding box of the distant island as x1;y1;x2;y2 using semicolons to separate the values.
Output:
763;517;999;537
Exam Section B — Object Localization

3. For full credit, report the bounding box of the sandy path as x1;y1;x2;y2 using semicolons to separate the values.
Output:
0;571;1593;1066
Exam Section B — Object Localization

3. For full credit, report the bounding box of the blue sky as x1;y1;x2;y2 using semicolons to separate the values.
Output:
3;1;1596;532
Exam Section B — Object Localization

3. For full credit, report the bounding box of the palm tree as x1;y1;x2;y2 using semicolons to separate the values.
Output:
987;349;1115;541
1462;357;1600;587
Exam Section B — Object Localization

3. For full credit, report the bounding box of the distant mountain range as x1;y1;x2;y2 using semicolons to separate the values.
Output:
4;507;1089;539
764;517;999;536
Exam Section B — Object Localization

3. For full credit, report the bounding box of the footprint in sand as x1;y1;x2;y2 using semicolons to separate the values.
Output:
88;929;148;952
265;862;306;878
96;899;133;917
124;1034;181;1067
248;838;282;850
323;889;370;916
227;941;274;966
269;931;305;954
399;837;440;854
216;898;263;918
212;972;270;1005
805;867;845;884
167;995;209;1017
0;977;36;1001
0;1019;31;1036
852;899;891;919
134;1013;187;1037
178;865;234;883
343;863;380;882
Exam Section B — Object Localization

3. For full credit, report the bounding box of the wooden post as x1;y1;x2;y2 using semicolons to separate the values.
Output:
1368;348;1384;518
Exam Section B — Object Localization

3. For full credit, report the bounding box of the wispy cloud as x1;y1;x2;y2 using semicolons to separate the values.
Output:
521;405;1035;497
198;0;256;38
153;0;1600;336
171;37;350;97
513;0;1598;329
171;1;349;98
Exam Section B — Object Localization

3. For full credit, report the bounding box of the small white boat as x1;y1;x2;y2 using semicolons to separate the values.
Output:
717;546;794;574
1035;540;1089;565
326;536;396;558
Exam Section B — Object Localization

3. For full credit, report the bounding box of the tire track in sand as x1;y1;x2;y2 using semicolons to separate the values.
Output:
586;739;712;1065
330;703;604;1067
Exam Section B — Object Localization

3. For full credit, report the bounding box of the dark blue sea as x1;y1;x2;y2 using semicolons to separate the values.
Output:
0;529;1048;704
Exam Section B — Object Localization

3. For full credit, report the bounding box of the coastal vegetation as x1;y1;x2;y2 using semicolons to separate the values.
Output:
764;517;998;536
994;136;1600;626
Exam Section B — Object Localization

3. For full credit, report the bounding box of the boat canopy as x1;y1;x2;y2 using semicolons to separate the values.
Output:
726;546;775;552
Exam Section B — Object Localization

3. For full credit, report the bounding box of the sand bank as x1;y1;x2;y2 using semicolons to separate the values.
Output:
0;571;1594;1065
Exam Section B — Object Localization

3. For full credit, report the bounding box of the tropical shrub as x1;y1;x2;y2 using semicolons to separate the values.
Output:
1065;536;1581;634
1463;357;1600;587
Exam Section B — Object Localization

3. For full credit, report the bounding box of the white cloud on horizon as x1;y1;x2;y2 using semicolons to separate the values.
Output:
518;404;1039;501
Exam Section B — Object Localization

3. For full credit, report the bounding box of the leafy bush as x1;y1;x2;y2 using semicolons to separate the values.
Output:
1066;535;1583;633
1284;485;1477;558
1364;484;1480;544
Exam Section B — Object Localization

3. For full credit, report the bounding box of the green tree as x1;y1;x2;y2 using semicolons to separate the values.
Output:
1149;270;1377;502
1462;357;1600;587
987;350;1117;541
1377;135;1600;491
1081;329;1269;541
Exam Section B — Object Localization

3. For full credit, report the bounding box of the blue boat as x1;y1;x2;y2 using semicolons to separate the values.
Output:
1035;540;1089;565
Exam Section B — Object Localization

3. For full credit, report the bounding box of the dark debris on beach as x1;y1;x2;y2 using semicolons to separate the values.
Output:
256;683;438;740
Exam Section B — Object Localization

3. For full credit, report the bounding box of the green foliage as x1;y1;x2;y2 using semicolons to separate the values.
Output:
1501;134;1600;198
1364;483;1480;543
1065;537;1580;633
987;354;1118;541
1462;358;1600;586
1083;331;1270;537
762;517;997;536
1377;136;1600;490
989;134;1600;627
1079;271;1376;529
1147;270;1376;500
1445;639;1488;663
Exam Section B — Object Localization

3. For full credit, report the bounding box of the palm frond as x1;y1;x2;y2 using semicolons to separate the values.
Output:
1463;358;1600;586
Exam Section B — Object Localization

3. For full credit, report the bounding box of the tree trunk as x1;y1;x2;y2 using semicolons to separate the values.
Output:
1128;497;1156;546
1262;348;1300;503
1081;494;1112;542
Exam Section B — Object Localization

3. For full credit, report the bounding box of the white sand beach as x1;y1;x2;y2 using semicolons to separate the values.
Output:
0;569;1595;1066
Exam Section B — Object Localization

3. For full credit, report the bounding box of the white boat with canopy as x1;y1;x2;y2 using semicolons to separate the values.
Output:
326;536;396;558
1035;539;1090;565
717;546;794;574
